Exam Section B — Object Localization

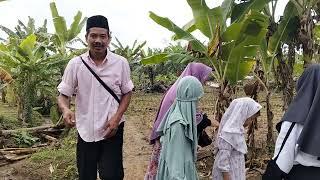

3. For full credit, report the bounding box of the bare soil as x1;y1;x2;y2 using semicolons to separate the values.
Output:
0;87;284;180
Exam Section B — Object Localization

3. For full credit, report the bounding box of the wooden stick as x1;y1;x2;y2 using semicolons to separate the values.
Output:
0;144;48;152
0;161;9;167
1;125;54;136
4;154;31;161
40;134;57;141
0;148;38;155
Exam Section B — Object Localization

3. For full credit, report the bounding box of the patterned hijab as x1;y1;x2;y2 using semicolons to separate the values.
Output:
216;97;262;154
149;62;212;144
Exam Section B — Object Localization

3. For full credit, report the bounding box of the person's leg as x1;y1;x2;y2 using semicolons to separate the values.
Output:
77;135;100;180
98;123;124;180
144;139;161;180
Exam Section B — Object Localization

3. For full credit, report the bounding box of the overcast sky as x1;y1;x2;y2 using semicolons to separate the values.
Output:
0;0;289;49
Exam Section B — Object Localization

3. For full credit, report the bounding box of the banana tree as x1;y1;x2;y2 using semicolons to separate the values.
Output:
0;17;50;44
315;23;320;61
142;0;269;121
49;2;87;62
49;2;87;125
0;34;61;124
267;0;319;110
292;0;319;66
111;38;146;62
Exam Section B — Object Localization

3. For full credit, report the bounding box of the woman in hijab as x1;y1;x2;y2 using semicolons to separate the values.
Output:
156;76;204;180
212;97;262;180
145;62;212;180
266;64;320;180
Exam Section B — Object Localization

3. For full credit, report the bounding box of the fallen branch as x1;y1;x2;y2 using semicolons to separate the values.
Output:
32;143;49;148
0;161;9;167
0;148;39;155
40;134;57;142
1;125;54;136
4;154;31;161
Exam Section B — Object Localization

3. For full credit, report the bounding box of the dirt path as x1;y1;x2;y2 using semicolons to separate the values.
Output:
0;90;275;179
123;115;152;180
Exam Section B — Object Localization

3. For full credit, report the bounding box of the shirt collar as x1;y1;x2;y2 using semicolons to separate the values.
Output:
84;49;112;66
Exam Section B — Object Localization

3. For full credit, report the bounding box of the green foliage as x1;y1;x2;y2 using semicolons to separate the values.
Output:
111;38;146;62
0;102;23;129
50;2;87;51
221;11;269;84
29;129;77;179
30;110;44;127
149;11;206;52
294;54;304;76
13;131;39;147
315;24;320;43
146;5;269;85
0;3;86;124
0;33;61;123
231;0;271;23
155;74;177;85
50;105;60;124
268;2;299;55
186;0;224;38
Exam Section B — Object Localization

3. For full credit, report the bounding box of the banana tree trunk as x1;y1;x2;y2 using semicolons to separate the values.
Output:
266;90;274;152
285;43;295;109
300;10;314;67
147;66;155;87
278;43;295;111
19;77;36;124
246;62;264;168
214;81;234;122
1;89;6;103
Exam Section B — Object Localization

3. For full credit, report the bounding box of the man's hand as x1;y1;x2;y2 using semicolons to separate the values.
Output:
57;94;75;127
222;172;231;180
104;115;121;139
63;108;76;127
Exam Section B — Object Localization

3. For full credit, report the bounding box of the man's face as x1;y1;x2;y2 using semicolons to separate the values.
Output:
86;27;110;54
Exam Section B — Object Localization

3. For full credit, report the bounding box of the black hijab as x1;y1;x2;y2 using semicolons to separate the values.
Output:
277;64;320;157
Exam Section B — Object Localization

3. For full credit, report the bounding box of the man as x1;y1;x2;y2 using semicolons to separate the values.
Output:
57;15;133;180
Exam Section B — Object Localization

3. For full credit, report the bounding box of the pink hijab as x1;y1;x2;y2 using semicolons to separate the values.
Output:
149;62;212;144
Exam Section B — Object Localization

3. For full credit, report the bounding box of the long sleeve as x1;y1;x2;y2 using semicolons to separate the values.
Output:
273;121;299;173
216;138;233;172
274;121;320;173
167;123;195;180
157;122;198;180
57;59;78;97
120;58;134;94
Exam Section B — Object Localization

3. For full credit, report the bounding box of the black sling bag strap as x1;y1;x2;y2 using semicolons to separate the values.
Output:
79;56;120;104
262;122;296;180
275;122;296;161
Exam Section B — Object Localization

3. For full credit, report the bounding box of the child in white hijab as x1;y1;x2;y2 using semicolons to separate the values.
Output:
212;97;262;180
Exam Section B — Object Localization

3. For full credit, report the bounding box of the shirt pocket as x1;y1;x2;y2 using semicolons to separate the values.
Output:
99;77;121;96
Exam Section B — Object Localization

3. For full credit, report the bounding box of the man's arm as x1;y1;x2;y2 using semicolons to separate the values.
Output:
57;93;75;127
104;91;132;138
114;91;132;120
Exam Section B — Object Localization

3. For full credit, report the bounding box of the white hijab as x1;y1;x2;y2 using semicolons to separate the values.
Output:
216;97;262;154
